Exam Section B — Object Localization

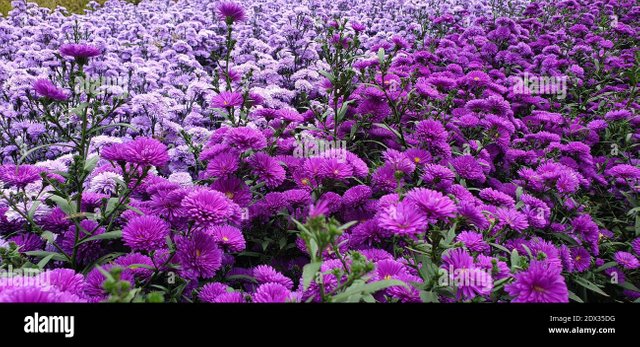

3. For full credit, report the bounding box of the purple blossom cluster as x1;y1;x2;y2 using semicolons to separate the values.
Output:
0;0;639;303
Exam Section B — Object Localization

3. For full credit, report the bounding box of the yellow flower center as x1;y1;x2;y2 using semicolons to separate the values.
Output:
414;157;421;163
384;275;392;280
196;249;201;257
473;77;480;81
575;256;581;262
225;192;234;199
223;101;229;105
533;285;545;293
222;236;229;242
301;178;310;186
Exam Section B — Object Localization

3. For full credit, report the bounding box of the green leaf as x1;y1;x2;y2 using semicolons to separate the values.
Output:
48;195;76;216
302;261;322;291
510;249;521;271
568;290;584;303
27;201;41;220
77;230;122;245
377;47;385;65
332;279;406;302
41;231;57;244
24;251;68;262
618;281;640;293
318;70;334;83
573;276;609;297
104;198;121;216
594;261;617;272
635;214;640;237
420;290;439;303
84;155;99;173
36;253;57;269
490;242;511;254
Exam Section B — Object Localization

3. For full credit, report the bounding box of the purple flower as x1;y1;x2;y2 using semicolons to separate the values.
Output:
570;247;591;272
248;153;286;188
208;225;246;253
32;79;69;101
253;265;294;289
252;283;293;303
404;188;457;222
182;189;239;228
114;253;155;280
494;208;529;232
631;238;640;257
211;91;244;108
0;165;43;188
122;215;169;252
614;251;640;270
205;152;239;178
451;155;486;183
505;261;569;303
60;220;105;266
125;137;169;167
378;200;428;236
199;282;234;303
59;43;101;59
456;231;489;253
225;127;267;151
175;231;223;279
217;2;246;23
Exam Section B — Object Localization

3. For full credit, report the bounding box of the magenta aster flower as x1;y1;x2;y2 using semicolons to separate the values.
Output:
205;152;239;178
59;43;101;59
0;286;85;303
631;238;640;256
252;282;293;303
211;91;244;108
252;265;294;289
60;220;105;266
182;189;239;228
404;188;457;222
378;200;428;236
494;208;529;232
248;153;286;188
456;231;489;253
114;253;154;280
505;261;569;303
208;225;246;253
122;215;169;252
198;283;241;303
225;127;267;151
32;79;69;101
451;155;486;183
124;137;169;167
318;158;354;181
614;251;640;270
217;2;246;23
0;165;43;188
210;177;252;207
570;247;591;272
175;231;223;279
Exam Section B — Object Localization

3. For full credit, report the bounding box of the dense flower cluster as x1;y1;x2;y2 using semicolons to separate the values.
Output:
0;0;638;303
